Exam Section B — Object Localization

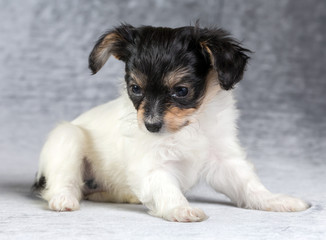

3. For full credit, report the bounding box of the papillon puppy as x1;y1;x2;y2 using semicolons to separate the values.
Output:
33;24;309;222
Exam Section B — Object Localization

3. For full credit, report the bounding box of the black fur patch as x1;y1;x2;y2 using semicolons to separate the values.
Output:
84;179;98;190
32;175;46;193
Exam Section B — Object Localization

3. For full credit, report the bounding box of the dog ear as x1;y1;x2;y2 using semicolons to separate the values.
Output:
89;24;137;74
199;28;250;90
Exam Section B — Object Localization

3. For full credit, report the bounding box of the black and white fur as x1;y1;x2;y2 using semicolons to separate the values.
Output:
33;24;309;222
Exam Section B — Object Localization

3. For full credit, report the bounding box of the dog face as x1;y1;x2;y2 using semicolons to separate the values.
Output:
89;24;250;133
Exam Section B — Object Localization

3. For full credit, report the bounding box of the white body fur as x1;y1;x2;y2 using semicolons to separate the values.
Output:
37;89;309;222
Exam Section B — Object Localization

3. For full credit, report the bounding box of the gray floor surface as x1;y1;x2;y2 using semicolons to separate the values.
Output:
1;1;325;239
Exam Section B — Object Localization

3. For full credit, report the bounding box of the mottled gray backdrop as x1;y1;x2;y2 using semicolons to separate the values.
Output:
0;1;325;239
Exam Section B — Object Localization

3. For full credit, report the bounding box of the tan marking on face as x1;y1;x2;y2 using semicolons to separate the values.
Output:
137;102;145;126
130;70;147;88
164;67;190;88
162;71;221;133
163;107;197;132
182;70;221;116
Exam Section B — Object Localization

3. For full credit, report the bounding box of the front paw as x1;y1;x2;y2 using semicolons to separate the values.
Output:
248;193;310;212
163;206;208;222
49;193;80;211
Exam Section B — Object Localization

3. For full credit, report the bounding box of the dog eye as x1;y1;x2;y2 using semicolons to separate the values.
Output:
172;86;188;98
130;85;142;95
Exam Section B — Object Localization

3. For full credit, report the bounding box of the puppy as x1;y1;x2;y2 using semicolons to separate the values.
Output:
33;24;309;222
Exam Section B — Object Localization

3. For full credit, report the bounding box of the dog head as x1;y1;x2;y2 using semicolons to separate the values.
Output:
89;24;250;133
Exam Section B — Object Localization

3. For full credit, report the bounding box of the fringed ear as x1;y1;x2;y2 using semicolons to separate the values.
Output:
199;28;250;90
89;24;137;74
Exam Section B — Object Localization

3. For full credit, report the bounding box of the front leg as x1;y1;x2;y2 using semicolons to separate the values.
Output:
205;152;309;212
130;169;207;222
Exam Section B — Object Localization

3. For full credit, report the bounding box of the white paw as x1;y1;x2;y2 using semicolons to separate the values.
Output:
49;193;80;211
250;193;310;212
164;206;208;222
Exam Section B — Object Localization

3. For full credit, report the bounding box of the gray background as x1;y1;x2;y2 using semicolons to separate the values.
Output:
1;0;325;239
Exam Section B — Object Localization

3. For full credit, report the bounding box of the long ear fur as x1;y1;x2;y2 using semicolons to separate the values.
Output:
89;24;137;74
199;28;251;90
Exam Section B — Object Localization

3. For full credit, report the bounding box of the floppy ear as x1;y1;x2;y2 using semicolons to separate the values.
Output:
89;24;137;74
199;28;250;90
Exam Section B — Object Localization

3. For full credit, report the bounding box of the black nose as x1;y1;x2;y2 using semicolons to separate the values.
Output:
145;122;162;133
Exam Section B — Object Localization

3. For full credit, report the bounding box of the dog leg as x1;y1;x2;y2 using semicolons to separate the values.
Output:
205;153;309;212
38;122;87;211
131;170;207;222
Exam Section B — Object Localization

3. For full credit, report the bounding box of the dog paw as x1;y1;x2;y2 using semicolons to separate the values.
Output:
49;193;80;211
251;194;310;212
164;206;208;222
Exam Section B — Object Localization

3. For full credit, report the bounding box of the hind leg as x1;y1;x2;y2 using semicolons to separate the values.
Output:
37;122;88;211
